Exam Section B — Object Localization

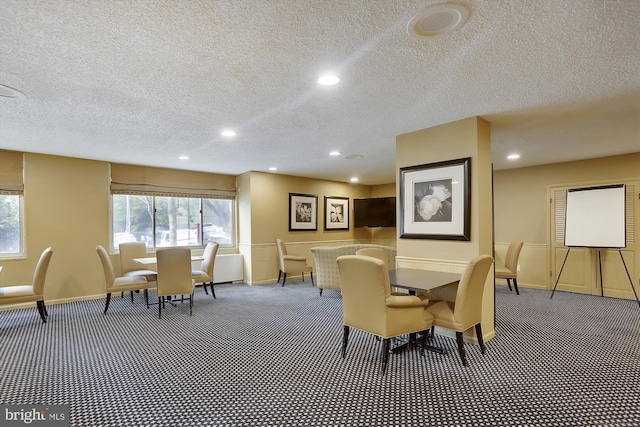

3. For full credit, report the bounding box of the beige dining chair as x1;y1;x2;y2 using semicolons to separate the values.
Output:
276;239;314;287
119;242;158;282
0;247;53;323
337;254;433;374
356;248;406;295
495;240;523;295
426;254;494;366
355;247;389;268
96;245;149;314
192;242;219;298
156;247;195;318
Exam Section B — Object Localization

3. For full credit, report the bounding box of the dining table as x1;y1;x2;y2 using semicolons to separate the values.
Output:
388;268;461;294
388;268;462;354
133;255;204;265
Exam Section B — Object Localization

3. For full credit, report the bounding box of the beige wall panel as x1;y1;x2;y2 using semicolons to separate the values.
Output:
600;249;636;299
494;153;640;244
369;227;397;247
553;247;592;294
248;171;372;244
247;243;278;285
494;153;639;296
494;242;548;290
23;154;108;302
237;172;252;246
369;182;398;246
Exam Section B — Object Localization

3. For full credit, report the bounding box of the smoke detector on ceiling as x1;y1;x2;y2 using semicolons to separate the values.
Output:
407;2;470;37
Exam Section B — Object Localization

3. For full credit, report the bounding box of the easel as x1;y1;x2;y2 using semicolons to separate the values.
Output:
551;248;640;309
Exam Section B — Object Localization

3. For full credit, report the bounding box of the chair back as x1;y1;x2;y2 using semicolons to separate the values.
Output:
156;247;194;297
96;245;115;287
276;239;287;270
201;242;219;277
119;242;148;274
504;240;524;274
453;255;494;328
355;248;389;269
337;255;390;336
32;247;54;295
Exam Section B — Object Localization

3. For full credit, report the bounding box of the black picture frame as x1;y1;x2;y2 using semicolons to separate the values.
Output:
289;193;318;231
324;196;349;230
399;157;471;240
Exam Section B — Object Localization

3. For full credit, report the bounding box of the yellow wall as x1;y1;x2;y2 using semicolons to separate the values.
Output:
1;154;397;301
1;154;109;301
494;153;640;244
396;117;494;260
493;152;640;290
241;171;392;284
4;149;636;304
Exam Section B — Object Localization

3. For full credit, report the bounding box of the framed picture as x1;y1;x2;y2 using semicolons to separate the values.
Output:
289;193;318;231
399;157;471;240
324;196;349;230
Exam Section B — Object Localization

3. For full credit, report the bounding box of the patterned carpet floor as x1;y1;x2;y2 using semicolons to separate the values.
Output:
1;281;639;427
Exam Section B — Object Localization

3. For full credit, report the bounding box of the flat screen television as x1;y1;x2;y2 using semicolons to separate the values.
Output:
353;197;396;228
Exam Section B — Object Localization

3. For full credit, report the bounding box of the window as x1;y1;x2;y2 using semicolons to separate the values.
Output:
111;195;235;251
0;150;24;258
0;195;24;257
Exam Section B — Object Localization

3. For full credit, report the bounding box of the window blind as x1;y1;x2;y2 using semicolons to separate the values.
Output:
110;163;236;199
0;150;24;195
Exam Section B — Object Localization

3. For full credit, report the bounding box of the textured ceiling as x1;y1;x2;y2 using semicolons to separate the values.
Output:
1;0;639;185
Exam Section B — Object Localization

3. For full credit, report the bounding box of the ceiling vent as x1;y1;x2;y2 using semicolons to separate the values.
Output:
407;2;470;37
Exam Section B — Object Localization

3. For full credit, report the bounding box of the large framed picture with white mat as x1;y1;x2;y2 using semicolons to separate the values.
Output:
399;157;470;240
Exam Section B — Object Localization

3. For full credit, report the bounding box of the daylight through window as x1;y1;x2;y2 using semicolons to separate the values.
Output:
111;195;235;251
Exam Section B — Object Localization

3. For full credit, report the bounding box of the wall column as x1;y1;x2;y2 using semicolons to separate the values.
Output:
396;116;495;340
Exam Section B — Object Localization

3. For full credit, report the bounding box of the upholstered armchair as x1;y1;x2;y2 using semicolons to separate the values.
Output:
337;254;433;374
276;239;313;287
311;244;396;295
426;254;493;366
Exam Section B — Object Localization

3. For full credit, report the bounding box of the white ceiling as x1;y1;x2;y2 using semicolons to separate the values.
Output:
1;0;639;185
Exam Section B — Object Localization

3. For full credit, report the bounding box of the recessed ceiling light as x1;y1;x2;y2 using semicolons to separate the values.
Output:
268;167;277;171
350;177;359;183
407;2;470;38
179;155;189;160
221;130;236;137
507;154;520;160
318;75;339;86
344;154;364;160
329;151;341;156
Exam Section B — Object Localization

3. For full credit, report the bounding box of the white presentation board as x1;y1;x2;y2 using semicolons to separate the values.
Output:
564;184;626;248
